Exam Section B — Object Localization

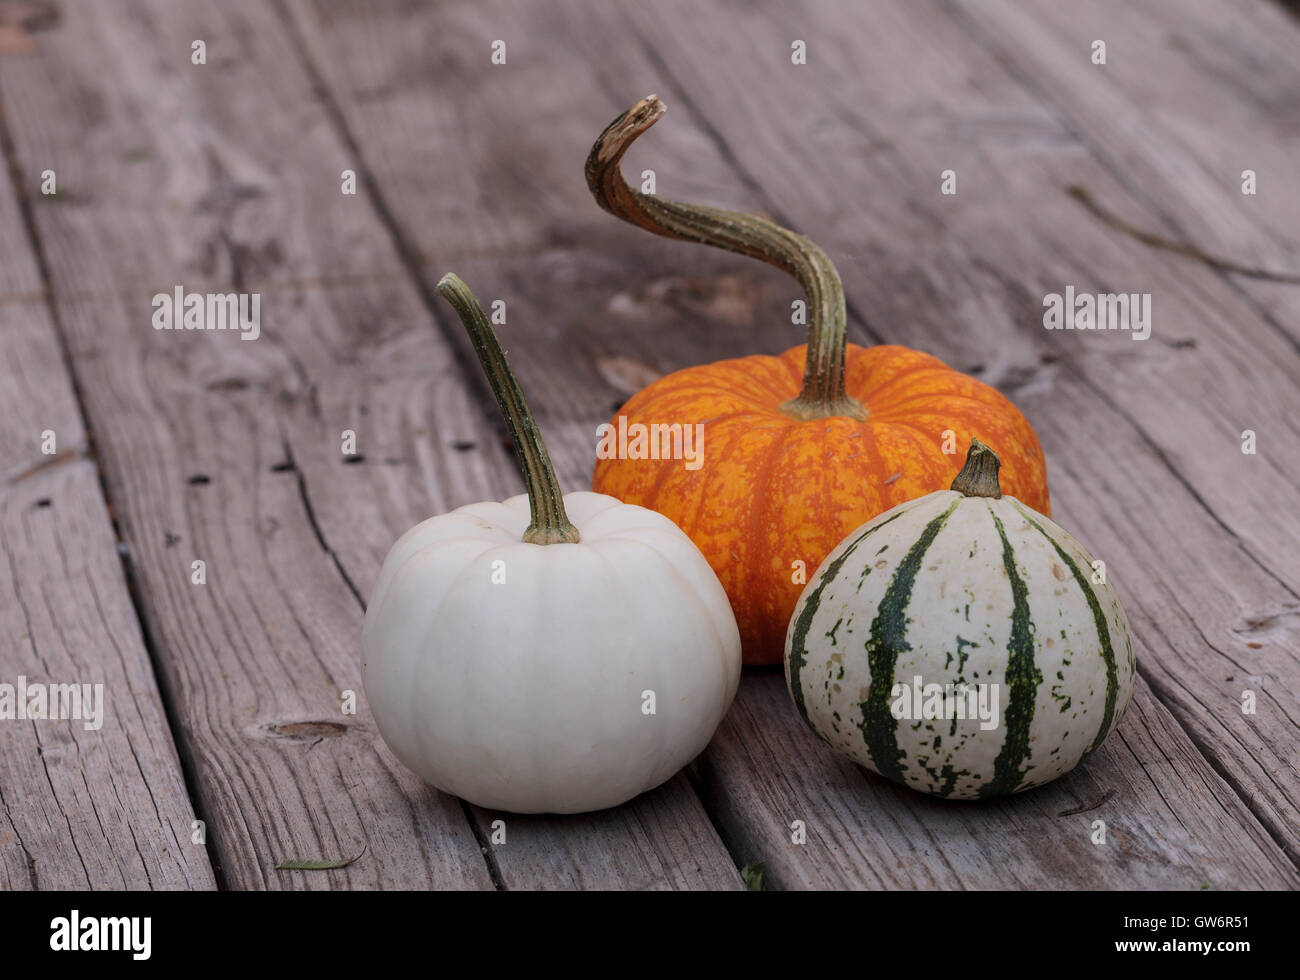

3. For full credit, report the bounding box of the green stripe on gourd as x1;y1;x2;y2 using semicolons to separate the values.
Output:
1012;501;1120;759
786;505;914;728
980;508;1041;798
858;500;959;784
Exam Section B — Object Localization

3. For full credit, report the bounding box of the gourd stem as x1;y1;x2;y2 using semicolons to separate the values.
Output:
585;95;866;421
951;439;1002;499
436;274;580;545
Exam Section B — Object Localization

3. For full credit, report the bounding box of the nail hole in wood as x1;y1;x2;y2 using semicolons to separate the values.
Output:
344;454;365;464
270;461;295;473
188;474;211;485
35;498;52;508
451;441;476;452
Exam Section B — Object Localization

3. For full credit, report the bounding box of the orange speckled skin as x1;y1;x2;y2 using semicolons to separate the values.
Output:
591;343;1051;665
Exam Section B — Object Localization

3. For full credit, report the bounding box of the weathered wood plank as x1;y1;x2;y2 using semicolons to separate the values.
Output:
286;0;1300;886
0;146;215;887
955;0;1300;339
0;0;494;889
466;773;740;890
0;460;220;890
0;0;740;889
0;459;210;890
935;0;1300;577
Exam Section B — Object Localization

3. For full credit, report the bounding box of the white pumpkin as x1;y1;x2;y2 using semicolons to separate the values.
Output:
785;439;1136;799
363;275;740;814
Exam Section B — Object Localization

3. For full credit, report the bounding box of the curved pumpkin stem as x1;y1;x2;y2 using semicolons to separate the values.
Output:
436;274;580;545
586;95;866;422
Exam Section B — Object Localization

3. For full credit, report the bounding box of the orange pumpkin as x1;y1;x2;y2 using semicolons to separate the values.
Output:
586;97;1050;664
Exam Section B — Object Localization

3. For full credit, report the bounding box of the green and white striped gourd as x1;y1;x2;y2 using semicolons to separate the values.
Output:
785;439;1135;799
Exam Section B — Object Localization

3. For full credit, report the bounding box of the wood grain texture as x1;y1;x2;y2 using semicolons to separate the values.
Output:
0;461;218;890
957;0;1300;339
0;131;215;887
468;773;740;890
0;0;739;889
284;0;1300;886
0;0;494;889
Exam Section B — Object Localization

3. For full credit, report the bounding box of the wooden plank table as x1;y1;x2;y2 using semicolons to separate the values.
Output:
0;0;1295;889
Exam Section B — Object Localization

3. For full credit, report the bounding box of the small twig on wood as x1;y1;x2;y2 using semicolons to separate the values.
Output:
276;843;368;871
4;446;83;486
1057;788;1115;817
1066;185;1300;285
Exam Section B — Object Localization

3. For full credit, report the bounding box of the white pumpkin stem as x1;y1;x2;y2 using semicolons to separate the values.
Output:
436;274;581;545
586;95;866;422
951;438;1003;499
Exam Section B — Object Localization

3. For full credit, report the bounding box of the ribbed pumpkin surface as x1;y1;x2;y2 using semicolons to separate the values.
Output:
592;342;1050;664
